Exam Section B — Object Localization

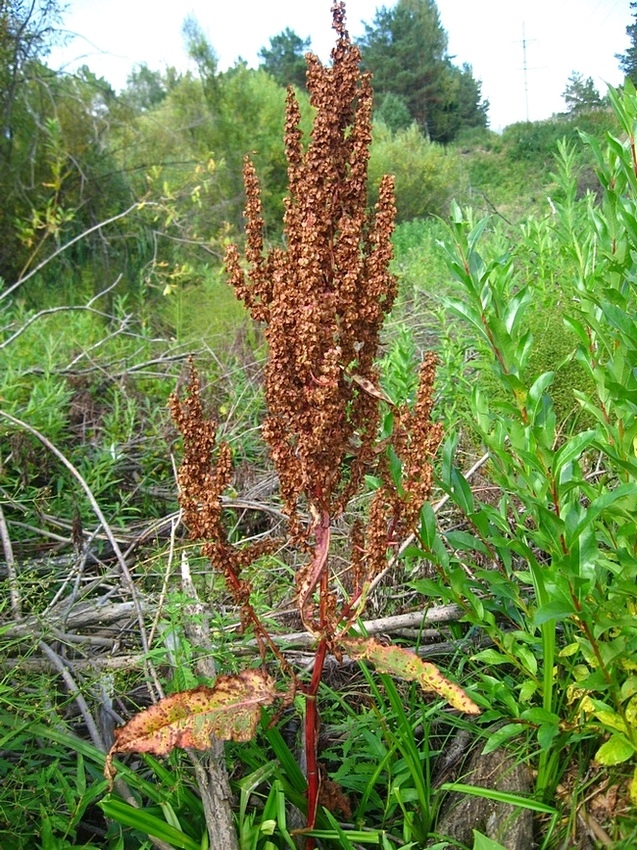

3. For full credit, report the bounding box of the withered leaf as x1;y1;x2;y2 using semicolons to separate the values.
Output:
348;372;394;405
104;669;276;781
340;636;481;715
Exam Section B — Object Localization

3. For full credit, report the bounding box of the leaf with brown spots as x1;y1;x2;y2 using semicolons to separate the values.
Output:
340;636;481;715
104;670;276;782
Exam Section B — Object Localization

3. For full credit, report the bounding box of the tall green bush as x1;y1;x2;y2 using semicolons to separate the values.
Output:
369;121;464;221
412;84;637;835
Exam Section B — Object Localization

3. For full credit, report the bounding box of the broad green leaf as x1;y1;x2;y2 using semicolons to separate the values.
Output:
572;483;637;539
445;529;489;554
419;501;436;548
521;707;560;726
558;642;580;658
553;430;597;475
450;466;474;514
528;371;555;406
444;297;490;344
518;680;537;703
594;734;635;766
537;723;560;750
503;285;531;335
533;600;576;625
594;710;627;734
340;636;480;714
472;649;510;666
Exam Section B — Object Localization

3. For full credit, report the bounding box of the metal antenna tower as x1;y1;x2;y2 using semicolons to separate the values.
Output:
519;22;537;122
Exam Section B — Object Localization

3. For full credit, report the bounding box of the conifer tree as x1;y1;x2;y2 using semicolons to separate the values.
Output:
618;1;637;86
357;0;488;141
259;27;311;89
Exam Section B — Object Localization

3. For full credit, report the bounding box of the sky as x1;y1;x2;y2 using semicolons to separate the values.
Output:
47;0;633;132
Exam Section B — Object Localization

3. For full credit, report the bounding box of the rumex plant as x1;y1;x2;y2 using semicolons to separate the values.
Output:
103;3;478;843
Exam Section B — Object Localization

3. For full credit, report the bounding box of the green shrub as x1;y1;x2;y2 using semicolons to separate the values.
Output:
369;121;465;221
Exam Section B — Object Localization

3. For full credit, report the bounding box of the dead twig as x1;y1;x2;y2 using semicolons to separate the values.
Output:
39;640;105;752
0;411;162;701
0;502;21;619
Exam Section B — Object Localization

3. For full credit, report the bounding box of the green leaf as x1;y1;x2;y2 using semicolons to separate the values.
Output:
553;430;597;475
537;723;560;750
472;831;508;850
594;734;636;766
445;529;489;554
439;782;557;814
472;649;511;666
99;798;201;850
594;710;627;734
419;501;436;549
521;707;560;726
481;724;523;754
450;466;474;515
528;371;555;406
445;297;490;344
533;599;576;625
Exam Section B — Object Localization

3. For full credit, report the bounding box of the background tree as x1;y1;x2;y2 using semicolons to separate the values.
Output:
617;1;637;85
562;71;603;113
375;91;413;132
182;14;218;105
0;0;62;282
258;27;311;89
122;63;172;112
357;0;488;142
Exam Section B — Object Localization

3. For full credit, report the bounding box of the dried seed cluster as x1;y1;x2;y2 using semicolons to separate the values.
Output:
172;1;442;617
169;363;274;605
225;2;398;532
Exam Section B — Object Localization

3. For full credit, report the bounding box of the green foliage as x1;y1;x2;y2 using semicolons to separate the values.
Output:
458;110;617;218
562;71;603;114
122;63;170;111
617;1;637;86
0;0;62;173
0;706;109;849
369;122;464;221
0;304;181;533
410;87;637;833
4;5;637;848
375;92;413;133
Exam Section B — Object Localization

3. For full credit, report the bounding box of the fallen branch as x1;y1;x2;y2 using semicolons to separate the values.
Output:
247;605;463;649
0;276;123;351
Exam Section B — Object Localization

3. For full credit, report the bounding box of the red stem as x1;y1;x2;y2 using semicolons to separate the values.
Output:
302;511;331;848
304;637;327;844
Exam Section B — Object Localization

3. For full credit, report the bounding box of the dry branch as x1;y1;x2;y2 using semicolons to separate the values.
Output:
0;502;20;619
